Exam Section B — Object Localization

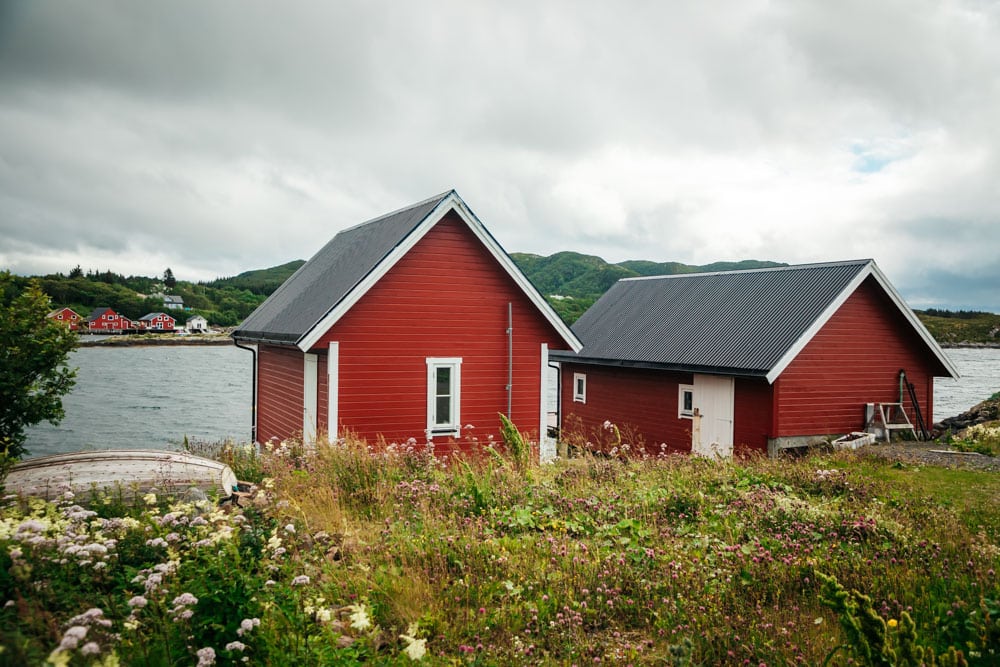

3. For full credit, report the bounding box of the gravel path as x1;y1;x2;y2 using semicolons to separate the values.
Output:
855;441;1000;472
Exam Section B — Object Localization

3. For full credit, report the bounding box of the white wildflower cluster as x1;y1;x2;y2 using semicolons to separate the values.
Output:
170;592;199;621
303;595;335;623
236;617;261;637
967;423;1000;440
48;608;113;664
399;623;427;661
131;559;181;595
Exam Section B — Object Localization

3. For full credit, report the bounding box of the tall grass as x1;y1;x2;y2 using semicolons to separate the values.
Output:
1;432;998;665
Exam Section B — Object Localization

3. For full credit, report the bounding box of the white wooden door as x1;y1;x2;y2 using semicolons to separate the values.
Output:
692;374;734;457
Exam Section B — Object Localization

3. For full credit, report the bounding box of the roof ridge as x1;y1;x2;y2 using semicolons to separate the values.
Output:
619;258;873;282
337;190;455;235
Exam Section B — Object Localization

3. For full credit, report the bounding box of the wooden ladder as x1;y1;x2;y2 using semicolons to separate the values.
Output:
872;403;917;441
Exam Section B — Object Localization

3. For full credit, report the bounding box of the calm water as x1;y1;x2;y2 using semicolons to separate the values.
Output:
21;345;999;458
933;347;1000;421
24;345;253;458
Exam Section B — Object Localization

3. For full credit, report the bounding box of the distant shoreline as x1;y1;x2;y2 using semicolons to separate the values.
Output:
77;335;234;347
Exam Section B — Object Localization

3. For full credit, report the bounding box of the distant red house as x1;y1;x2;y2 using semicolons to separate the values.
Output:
552;260;959;457
47;307;82;331
138;312;176;331
233;190;582;458
86;307;133;333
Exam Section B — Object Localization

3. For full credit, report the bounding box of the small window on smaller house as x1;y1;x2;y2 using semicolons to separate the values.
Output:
678;384;695;419
573;373;587;403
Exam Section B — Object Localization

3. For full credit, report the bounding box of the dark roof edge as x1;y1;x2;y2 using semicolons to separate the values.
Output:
619;258;873;283
548;351;768;378
231;331;300;346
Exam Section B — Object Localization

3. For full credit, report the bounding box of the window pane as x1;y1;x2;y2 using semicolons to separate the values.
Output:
436;396;451;424
683;391;693;412
436;367;451;396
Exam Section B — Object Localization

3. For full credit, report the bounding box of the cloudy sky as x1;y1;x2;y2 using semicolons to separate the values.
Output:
1;1;998;311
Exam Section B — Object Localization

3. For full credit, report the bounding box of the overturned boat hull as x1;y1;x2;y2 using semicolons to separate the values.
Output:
4;449;238;501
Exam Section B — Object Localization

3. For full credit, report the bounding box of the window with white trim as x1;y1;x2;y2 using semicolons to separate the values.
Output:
573;372;587;403
426;358;462;437
678;384;694;419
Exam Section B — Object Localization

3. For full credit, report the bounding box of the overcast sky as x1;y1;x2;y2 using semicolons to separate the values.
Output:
1;1;998;311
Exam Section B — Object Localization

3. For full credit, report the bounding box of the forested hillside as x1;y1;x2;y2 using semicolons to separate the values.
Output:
20;255;1000;343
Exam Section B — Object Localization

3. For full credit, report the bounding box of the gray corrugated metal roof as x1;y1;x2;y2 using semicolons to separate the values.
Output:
233;191;453;345
555;259;873;376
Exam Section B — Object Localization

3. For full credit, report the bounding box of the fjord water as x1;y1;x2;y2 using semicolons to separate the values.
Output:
25;345;253;458
21;345;1000;459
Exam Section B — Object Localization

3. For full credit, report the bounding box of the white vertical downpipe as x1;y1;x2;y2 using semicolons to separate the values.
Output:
327;342;339;442
540;343;554;462
506;302;513;418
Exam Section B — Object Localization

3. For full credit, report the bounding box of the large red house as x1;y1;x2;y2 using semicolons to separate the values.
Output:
47;307;82;331
138;312;176;332
552;260;959;457
233;191;582;458
86;307;133;333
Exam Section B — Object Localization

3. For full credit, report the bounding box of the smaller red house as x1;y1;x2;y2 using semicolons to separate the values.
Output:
138;312;176;332
86;307;133;333
233;190;582;459
552;260;959;457
47;307;82;331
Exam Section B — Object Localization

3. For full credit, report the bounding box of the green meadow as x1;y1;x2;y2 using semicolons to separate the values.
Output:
2;435;998;666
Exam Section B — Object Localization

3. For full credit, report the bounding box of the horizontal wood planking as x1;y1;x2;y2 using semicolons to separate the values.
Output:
258;345;305;444
775;277;941;436
560;363;694;455
311;212;569;450
733;377;772;453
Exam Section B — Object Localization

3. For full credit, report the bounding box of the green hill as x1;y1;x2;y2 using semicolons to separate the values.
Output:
509;253;788;324
206;260;306;295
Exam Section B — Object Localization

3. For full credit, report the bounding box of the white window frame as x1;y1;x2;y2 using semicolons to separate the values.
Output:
573;372;587;403
426;358;462;438
678;384;695;419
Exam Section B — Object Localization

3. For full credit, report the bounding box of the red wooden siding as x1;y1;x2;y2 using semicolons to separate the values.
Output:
774;276;945;437
733;377;772;454
560;363;694;455
258;345;305;444
309;212;569;452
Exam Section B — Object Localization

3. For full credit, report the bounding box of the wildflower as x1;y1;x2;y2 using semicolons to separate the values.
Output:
400;623;427;661
291;574;310;586
284;523;296;534
46;649;71;667
349;604;372;631
172;593;199;606
80;642;100;656
316;607;332;622
59;625;88;650
237;618;260;637
225;641;247;652
888;618;898;629
196;646;216;666
143;493;157;506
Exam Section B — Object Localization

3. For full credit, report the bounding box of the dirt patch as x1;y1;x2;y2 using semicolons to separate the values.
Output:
856;441;1000;472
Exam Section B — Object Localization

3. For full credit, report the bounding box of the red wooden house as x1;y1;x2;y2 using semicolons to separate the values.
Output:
138;312;176;332
86;307;133;333
47;307;82;331
233;190;582;457
552;260;958;457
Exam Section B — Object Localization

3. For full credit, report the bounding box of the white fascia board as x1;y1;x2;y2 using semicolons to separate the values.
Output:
297;191;583;353
296;194;458;352
766;260;960;383
867;262;960;379
765;263;875;384
449;195;583;352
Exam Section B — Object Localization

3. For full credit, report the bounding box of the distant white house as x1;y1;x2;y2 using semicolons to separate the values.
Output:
186;315;209;333
162;295;184;310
